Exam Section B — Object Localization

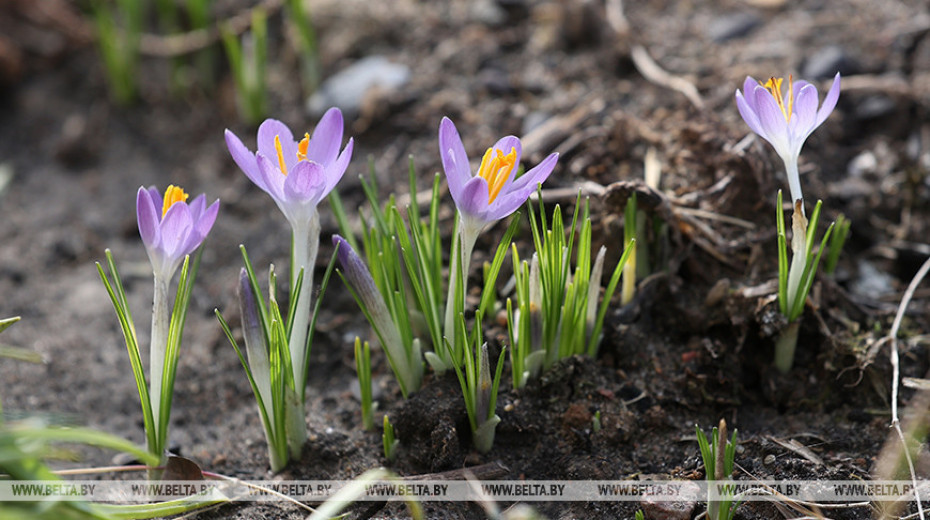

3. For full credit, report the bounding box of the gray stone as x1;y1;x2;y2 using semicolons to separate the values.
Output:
801;45;859;79
706;12;762;43
306;56;411;117
640;480;701;520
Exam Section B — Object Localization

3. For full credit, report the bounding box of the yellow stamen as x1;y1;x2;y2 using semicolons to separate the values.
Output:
162;185;189;217
274;135;288;176
762;75;794;122
297;133;310;161
476;146;517;204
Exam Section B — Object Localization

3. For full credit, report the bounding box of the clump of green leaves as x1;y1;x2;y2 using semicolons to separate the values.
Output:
507;192;633;389
92;0;143;104
221;8;269;124
774;191;835;372
450;310;505;453
216;246;337;472
824;213;850;275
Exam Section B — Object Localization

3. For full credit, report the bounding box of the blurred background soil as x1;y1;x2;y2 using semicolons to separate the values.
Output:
1;0;930;518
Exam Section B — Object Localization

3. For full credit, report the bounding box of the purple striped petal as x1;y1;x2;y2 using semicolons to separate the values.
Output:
741;77;761;112
485;189;530;222
491;135;522;166
225;130;265;191
255;153;287;201
160;202;193;259
284;160;327;204
136;186;160;249
457;176;491;217
187;194;206;223
815;72;841;127
305;107;343;166
257;119;298;173
752;85;790;155
323;137;354;194
512;152;558;192
145;186;163;217
791;83;819;137
735;89;765;137
439;117;472;194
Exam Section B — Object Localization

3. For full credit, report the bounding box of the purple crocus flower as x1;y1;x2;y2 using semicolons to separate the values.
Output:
439;117;558;227
437;117;559;370
735;73;841;206
224;108;353;228
136;185;219;280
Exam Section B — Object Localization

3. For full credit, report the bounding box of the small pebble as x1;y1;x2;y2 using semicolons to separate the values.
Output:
306;56;410;117
847;151;878;177
706;12;761;43
640;481;700;520
764;454;776;465
801;45;859;79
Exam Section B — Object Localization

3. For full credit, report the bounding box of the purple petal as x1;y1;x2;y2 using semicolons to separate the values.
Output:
439;117;472;194
188;199;219;252
791;83;819;136
323;137;353;195
457;176;491;219
136;186;160;249
735;90;765;137
815;72;841;127
512;152;558;192
145;186;163;217
485;189;530;222
752;85;790;155
187;194;206;223
741;76;760;111
491;135;522;167
224;129;265;190
160;202;193;260
305;107;343;166
255;153;287;201
257;119;298;173
284;161;327;204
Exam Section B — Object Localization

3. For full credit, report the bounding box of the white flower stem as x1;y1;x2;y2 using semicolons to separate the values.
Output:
285;212;319;458
774;320;801;373
783;159;805;217
442;216;480;369
289;211;320;393
149;273;170;462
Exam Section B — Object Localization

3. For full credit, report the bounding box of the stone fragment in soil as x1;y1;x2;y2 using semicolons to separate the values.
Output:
305;56;411;118
705;12;762;43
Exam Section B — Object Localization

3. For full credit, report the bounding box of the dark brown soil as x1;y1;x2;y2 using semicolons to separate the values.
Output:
2;0;930;519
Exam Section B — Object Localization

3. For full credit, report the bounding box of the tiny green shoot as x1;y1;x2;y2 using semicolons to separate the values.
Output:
355;337;375;431
383;414;399;461
696;419;740;520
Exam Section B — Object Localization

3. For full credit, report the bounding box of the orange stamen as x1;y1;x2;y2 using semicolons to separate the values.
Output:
162;185;189;217
297;133;310;161
274;135;288;176
477;147;517;204
762;75;794;122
